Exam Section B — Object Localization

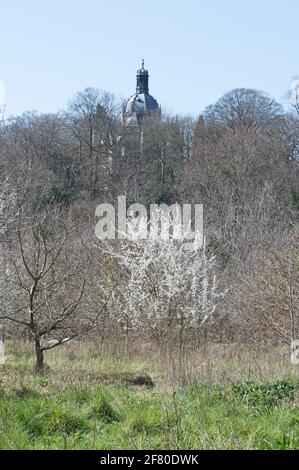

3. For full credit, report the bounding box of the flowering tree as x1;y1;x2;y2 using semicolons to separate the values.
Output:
99;211;225;356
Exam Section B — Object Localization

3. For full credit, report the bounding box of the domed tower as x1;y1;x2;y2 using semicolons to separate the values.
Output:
124;60;160;128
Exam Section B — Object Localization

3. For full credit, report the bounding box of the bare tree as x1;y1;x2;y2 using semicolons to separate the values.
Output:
229;228;299;347
286;77;299;117
181;118;298;270
66;88;122;189
116;113;196;206
0;207;97;371
203;88;282;134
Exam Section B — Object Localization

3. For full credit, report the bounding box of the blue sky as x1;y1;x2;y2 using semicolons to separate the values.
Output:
1;0;298;117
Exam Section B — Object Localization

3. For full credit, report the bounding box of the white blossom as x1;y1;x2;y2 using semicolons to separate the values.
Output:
98;210;225;334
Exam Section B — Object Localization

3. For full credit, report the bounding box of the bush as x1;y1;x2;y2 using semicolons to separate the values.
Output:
230;380;297;408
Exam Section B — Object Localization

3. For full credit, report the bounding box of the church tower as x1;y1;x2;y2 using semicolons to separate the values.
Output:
124;60;160;128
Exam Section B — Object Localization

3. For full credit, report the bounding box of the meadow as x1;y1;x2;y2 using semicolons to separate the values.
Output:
0;341;299;450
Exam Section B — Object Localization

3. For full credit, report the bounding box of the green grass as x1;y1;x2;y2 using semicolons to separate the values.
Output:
0;342;299;449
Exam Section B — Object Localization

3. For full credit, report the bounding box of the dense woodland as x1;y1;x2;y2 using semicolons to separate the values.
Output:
1;85;299;371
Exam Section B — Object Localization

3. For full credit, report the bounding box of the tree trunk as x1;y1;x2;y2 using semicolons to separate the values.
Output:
35;339;44;372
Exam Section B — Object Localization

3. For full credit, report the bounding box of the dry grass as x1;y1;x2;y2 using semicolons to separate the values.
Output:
2;339;298;391
1;340;299;450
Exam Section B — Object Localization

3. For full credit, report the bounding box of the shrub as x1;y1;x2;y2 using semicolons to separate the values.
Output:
230;380;297;408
